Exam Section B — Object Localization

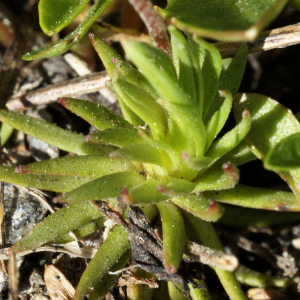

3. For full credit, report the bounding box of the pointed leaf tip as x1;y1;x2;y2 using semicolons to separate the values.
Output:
57;97;67;106
121;187;135;204
222;162;239;185
164;260;177;275
15;166;28;173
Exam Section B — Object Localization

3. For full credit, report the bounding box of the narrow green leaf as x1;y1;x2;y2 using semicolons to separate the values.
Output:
58;170;145;203
181;153;213;172
206;110;251;161
111;144;168;168
122;177;168;205
157;0;287;41
158;99;206;158
169;26;198;104
89;33;156;97
220;205;300;227
1;123;14;146
122;39;191;106
157;177;196;196
113;76;168;140
0;109;113;155
157;202;186;274
74;225;130;300
87;128;144;147
233;93;300;200
39;0;90;36
193;142;255;192
190;281;212;300
58;97;133;130
11;202;103;252
172;195;224;222
204;184;300;211
235;265;295;287
0;166;92;192
89;250;131;300
16;155;136;178
193;37;222;119
205;91;233;151
205;43;248;122
183;211;247;300
23;0;113;60
52;217;106;244
265;132;300;170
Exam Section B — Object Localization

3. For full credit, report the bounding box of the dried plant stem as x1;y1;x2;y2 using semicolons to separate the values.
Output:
126;0;172;57
8;250;18;300
185;241;238;271
6;71;110;111
214;22;300;58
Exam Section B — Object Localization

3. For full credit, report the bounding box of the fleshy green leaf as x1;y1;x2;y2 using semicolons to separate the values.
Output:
183;211;247;300
265;132;300;170
111;144;168;168
193;36;222;118
122;39;191;106
157;0;287;41
58;97;133;130
89;250;131;300
205;43;248;122
39;0;90;36
169;26;198;105
22;0;113;60
193;141;255;192
233;93;300;200
0;109;113;155
1;123;14;146
172;195;224;222
11;202;103;252
113;76;168;140
122;177;168;205
16;155;136;178
206;110;251;161
204;184;300;211
89;33;156;97
58;170;145;203
87;128;144;147
157;202;186;274
235;265;295;287
74;225;130;300
205;91;233;151
0;166;93;192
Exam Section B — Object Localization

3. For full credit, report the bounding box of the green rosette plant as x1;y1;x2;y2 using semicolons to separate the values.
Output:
2;26;300;300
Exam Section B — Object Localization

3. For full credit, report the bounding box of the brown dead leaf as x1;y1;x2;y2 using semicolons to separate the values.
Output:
44;265;75;300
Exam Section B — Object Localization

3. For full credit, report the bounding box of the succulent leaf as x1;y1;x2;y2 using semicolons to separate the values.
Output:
16;155;135;178
156;0;287;41
58;97;133;130
87;128;144;147
264;132;300;170
22;0;113;60
171;195;224;222
0;166;93;192
0;109;114;155
233;93;300;201
157;202;186;274
204;184;300;211
38;0;90;36
205;43;248;122
58;170;145;203
74;225;130;300
11;202;103;252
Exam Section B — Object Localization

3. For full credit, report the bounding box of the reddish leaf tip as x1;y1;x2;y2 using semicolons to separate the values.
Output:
208;199;218;213
15;166;28;173
163;260;177;274
242;109;250;118
53;195;63;203
57;97;67;106
121;187;135;204
181;151;189;161
85;135;92;142
88;32;95;40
